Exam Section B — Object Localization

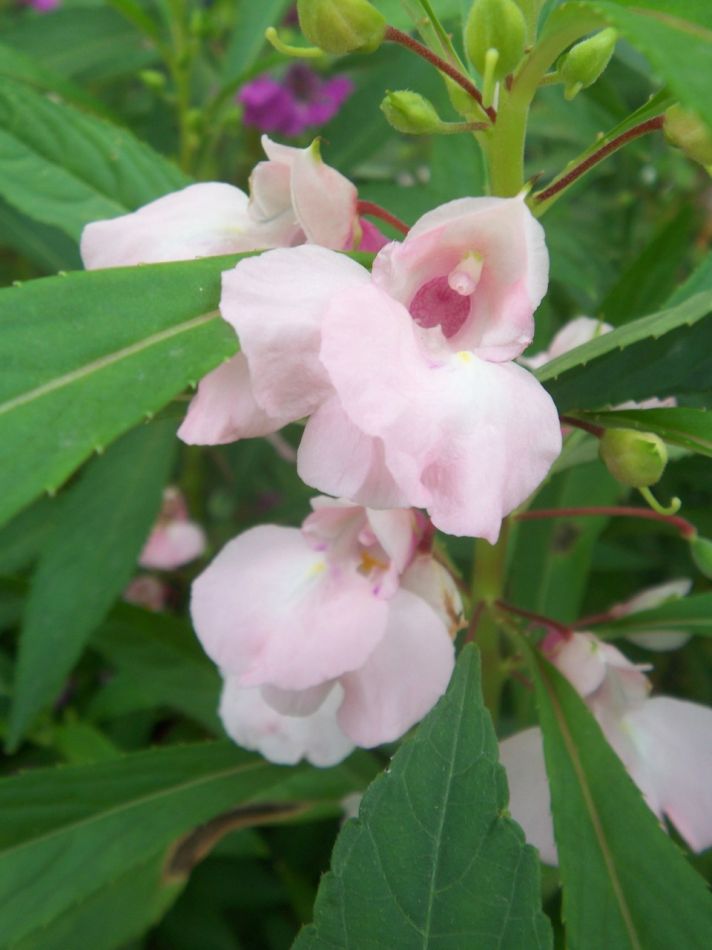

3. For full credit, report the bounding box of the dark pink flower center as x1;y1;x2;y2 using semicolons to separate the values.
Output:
408;276;470;338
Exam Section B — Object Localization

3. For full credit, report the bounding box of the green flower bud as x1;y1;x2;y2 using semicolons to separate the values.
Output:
664;104;712;168
558;27;617;100
296;0;386;55
464;0;527;80
598;428;667;488
139;69;166;91
381;90;443;135
690;535;712;579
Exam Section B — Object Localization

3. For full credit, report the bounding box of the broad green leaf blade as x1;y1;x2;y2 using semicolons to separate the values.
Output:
295;647;553;950
526;643;712;949
592;592;712;640
0;196;82;274
0;740;377;947
3;6;158;82
0;41;109;117
536;293;712;411
7;420;177;749
0;76;187;238
556;1;712;131
90;603;222;732
11;848;185;950
573;407;712;457
0;255;239;528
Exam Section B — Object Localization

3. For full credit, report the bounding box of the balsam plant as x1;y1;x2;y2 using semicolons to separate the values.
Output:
1;1;712;947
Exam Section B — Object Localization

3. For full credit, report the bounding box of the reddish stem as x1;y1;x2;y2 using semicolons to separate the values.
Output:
574;608;619;629
515;505;696;539
560;415;604;437
356;200;409;236
496;599;572;638
463;600;485;644
384;25;496;123
534;115;664;205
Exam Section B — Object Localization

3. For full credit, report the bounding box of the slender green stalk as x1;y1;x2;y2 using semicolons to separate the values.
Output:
470;521;511;716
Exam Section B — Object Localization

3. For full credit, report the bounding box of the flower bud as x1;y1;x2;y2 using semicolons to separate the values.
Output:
296;0;386;55
464;0;526;80
557;27;617;100
598;428;667;488
444;76;483;120
664;104;712;168
381;90;443;134
690;536;712;579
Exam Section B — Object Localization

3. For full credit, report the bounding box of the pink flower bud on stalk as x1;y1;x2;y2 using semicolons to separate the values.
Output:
501;631;712;863
139;487;206;571
296;0;386;55
556;27;617;100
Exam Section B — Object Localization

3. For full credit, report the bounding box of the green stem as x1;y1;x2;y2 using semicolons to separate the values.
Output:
470;521;510;716
165;0;196;173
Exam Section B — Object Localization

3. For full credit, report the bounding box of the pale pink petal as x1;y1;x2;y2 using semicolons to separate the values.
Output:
298;397;412;510
364;508;418;577
191;525;389;690
219;678;354;766
289;140;358;250
357;218;389;252
177;354;287;445
337;589;454;746
220;246;369;421
623;697;712;851
319;285;561;541
499;728;558;865
372;196;548;361
550;632;609;698
248;149;302;247
400;554;464;635
81;183;261;268
617;579;692;651
261;681;335;716
139;520;206;570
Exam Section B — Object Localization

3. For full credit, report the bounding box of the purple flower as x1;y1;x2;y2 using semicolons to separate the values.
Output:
238;64;354;138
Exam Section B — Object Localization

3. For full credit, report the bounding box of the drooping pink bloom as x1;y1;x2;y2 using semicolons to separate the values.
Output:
80;136;384;270
191;498;461;765
139;487;206;571
238;64;353;137
500;631;712;864
613;578;693;651
212;197;560;540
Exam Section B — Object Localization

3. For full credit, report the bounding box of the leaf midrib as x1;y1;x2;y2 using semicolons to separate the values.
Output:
541;664;642;949
0;755;266;861
0;309;221;417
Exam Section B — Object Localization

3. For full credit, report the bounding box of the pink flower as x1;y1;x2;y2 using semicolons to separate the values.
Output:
190;498;460;765
238;64;353;138
500;632;712;864
80;136;384;270
613;579;693;651
25;0;60;11
207;197;560;540
139;487;206;571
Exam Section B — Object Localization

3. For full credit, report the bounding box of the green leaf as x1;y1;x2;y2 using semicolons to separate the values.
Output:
573;407;712;457
592;592;712;640
510;461;621;622
10;848;185;950
90;603;222;732
7;420;177;749
3;6;158;82
222;0;292;79
667;247;712;305
0;496;56;574
0;254;239;529
0;196;82;274
555;1;712;131
0;76;187;239
0;740;376;947
294;646;553;950
526;641;712;949
598;205;698;325
536;292;712;411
